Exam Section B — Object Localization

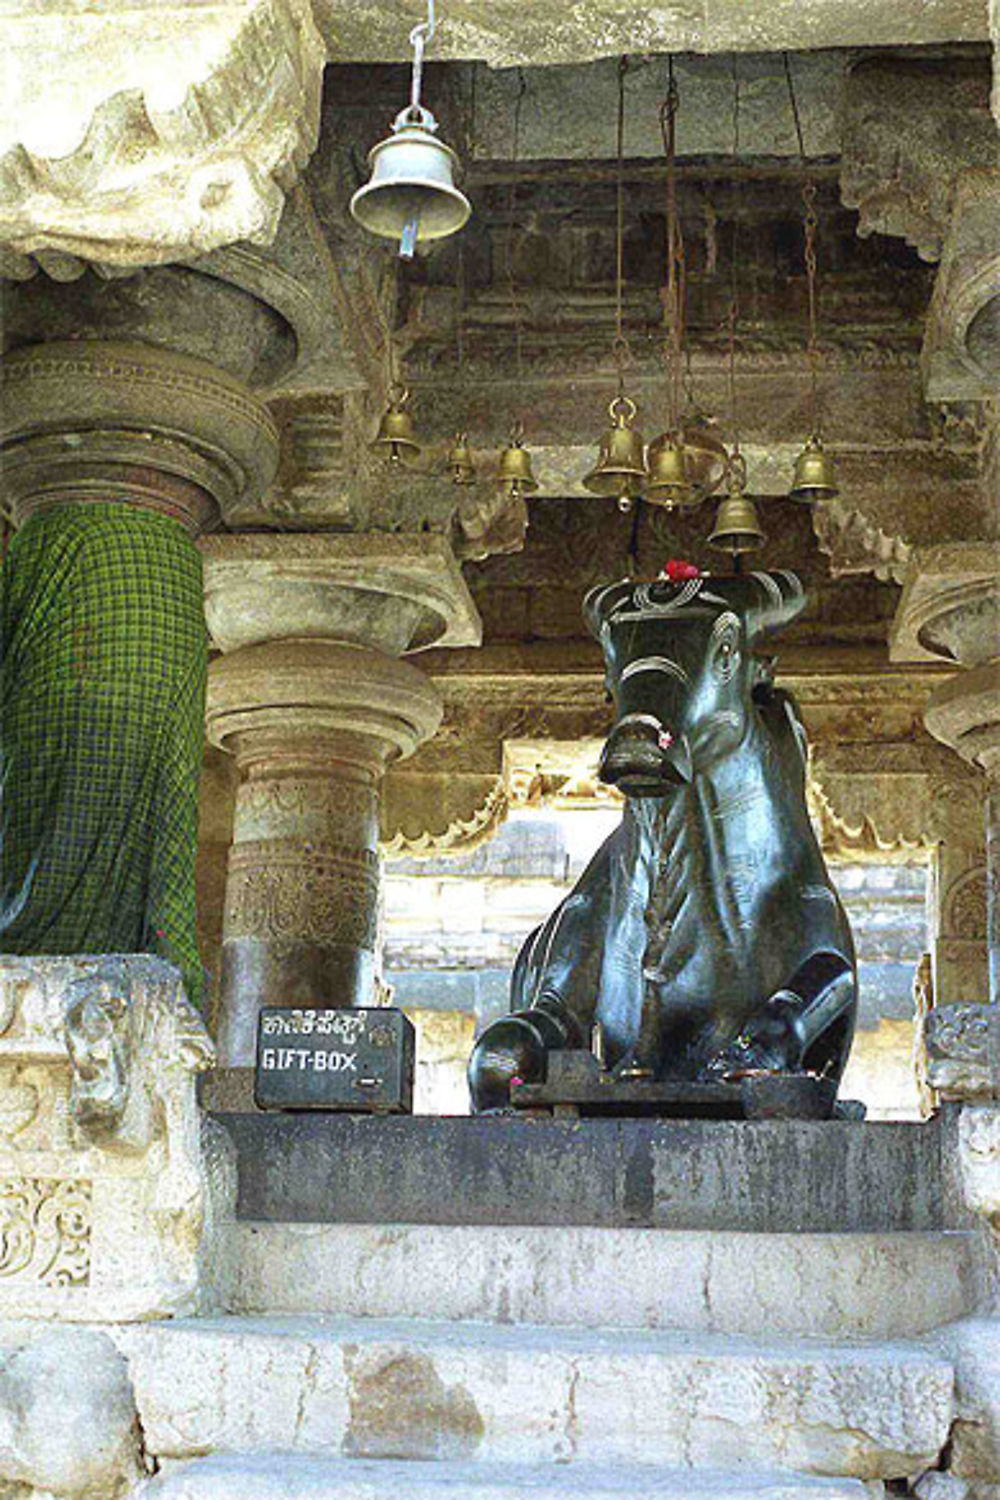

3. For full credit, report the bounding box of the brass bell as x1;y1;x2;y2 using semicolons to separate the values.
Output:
495;425;538;499
708;489;765;557
583;396;648;501
645;431;696;509
682;416;729;498
350;105;472;260
446;432;476;486
789;434;838;503
370;388;422;469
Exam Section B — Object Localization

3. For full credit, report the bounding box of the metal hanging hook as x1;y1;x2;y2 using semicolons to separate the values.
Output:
408;0;437;115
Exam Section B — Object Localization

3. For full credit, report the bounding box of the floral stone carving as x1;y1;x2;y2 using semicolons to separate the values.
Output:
924;1004;1000;1100
0;954;231;1320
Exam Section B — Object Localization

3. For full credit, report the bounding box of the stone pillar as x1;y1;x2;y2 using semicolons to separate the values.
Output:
892;542;1000;1006
201;534;481;1068
0;324;279;1003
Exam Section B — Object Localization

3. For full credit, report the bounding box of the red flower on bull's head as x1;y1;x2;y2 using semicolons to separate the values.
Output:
664;559;701;581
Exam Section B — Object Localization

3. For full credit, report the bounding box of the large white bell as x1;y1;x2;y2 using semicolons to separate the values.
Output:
350;105;471;259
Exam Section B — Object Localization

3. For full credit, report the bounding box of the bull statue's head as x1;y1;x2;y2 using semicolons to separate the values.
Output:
584;569;807;796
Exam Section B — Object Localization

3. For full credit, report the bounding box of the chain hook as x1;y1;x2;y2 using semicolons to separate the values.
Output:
409;0;437;113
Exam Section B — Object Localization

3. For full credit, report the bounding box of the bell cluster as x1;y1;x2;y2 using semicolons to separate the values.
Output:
370;392;539;503
347;9;841;567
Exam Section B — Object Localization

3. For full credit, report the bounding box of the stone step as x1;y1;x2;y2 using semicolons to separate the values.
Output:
227;1222;980;1340
113;1315;953;1480
217;1112;962;1232
143;1454;880;1499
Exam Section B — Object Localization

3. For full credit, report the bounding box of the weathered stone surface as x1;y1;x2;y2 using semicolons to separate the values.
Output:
925;1006;1000;1101
933;1319;1000;1483
111;1315;953;1477
219;1114;962;1231
0;0;325;269
227;1222;980;1340
312;0;985;65
469;54;842;163
841;61;995;263
142;1453;880;1499
0;1328;142;1497
958;1105;1000;1223
0;955;222;1321
924;172;1000;400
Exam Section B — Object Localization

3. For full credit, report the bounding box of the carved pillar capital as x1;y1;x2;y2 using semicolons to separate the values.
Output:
0;339;279;535
207;639;444;779
201;535;478;1068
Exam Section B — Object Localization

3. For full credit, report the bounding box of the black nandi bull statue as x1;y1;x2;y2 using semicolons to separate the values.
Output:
468;568;858;1112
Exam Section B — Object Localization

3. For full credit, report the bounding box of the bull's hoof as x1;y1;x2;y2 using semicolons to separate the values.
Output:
467;1015;548;1113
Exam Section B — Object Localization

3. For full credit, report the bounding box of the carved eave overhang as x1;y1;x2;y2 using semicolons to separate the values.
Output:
0;0;326;275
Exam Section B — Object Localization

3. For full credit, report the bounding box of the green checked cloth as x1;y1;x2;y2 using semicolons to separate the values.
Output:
0;502;207;1006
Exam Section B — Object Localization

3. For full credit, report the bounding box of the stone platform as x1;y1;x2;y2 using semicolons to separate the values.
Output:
216;1111;967;1232
141;1456;886;1498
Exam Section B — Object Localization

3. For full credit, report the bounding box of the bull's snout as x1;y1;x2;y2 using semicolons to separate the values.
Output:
599;713;693;796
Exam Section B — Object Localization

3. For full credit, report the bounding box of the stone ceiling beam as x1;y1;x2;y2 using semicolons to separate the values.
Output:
311;2;986;65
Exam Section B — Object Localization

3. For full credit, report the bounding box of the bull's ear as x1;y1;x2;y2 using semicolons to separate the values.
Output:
742;570;809;640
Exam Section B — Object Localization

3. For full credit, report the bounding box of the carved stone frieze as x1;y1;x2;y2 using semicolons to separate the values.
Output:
0;955;228;1320
224;839;380;950
0;1177;91;1289
0;0;326;270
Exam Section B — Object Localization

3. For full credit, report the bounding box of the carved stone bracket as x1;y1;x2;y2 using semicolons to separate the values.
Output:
924;171;1000;402
924;1003;1000;1100
841;60;996;264
0;0;326;272
0;955;229;1321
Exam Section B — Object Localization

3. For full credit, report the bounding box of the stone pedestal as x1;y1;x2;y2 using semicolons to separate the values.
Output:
202;535;480;1068
0;954;230;1322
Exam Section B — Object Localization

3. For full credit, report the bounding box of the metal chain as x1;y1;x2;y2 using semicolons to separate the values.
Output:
505;68;528;383
659;58;685;433
802;180;821;428
727;60;741;464
784;51;823;437
614;55;629;398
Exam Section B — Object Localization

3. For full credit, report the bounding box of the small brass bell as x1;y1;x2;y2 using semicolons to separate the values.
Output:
645;431;696;510
370;389;422;469
789;434;839;503
495;425;538;499
446;432;476;486
350;105;472;260
583;396;648;501
682;416;729;498
708;488;765;558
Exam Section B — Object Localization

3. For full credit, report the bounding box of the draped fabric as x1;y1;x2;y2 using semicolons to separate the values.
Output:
0;502;207;1006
